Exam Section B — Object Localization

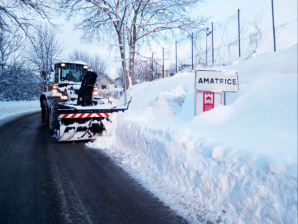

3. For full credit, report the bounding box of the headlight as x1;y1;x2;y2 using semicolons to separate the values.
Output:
93;86;98;96
60;95;68;101
108;96;114;104
51;84;58;94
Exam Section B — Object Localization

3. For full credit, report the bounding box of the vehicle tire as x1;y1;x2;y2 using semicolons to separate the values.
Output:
49;98;59;133
41;99;49;125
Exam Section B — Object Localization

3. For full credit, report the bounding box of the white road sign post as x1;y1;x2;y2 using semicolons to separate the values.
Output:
195;69;239;115
195;70;239;92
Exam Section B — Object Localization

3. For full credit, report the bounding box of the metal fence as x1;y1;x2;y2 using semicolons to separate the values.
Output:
139;0;297;75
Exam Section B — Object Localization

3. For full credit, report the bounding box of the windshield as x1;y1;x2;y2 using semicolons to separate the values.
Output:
61;64;85;82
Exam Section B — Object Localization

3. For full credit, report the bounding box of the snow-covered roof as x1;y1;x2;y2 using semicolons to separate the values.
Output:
57;61;88;65
72;61;88;65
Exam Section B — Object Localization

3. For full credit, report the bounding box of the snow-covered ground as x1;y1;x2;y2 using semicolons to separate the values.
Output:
88;45;297;223
0;46;296;224
0;101;40;126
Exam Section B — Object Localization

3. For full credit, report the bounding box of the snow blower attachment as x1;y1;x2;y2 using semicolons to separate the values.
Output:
77;71;97;106
40;62;130;142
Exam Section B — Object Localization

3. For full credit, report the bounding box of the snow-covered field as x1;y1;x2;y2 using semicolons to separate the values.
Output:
0;101;40;126
88;45;297;223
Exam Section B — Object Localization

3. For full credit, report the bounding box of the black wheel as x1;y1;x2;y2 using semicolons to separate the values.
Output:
41;99;49;125
49;98;59;133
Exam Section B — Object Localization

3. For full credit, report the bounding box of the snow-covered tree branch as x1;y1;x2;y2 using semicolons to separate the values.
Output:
25;24;63;91
62;0;205;89
0;0;57;41
68;49;107;79
26;24;63;74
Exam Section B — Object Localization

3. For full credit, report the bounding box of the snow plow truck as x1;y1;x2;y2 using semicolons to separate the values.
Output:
40;61;129;142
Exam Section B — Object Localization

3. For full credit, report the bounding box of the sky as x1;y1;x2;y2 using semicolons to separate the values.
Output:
54;0;297;78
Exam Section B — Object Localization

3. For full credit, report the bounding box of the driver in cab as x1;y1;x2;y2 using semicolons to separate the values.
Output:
66;71;77;82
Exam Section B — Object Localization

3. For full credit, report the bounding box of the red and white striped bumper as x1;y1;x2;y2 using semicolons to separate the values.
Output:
58;113;110;119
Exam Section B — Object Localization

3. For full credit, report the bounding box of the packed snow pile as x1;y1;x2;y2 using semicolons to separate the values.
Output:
152;85;187;117
88;45;297;224
0;101;40;125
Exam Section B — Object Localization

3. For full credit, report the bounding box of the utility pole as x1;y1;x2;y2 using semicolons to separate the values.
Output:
162;47;164;78
175;41;178;73
151;53;154;81
206;27;212;66
238;9;241;57
122;24;127;105
211;23;214;64
271;0;276;52
206;28;208;66
191;33;194;70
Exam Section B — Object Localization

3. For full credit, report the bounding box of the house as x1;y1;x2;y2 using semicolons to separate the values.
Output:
114;77;123;88
97;75;115;89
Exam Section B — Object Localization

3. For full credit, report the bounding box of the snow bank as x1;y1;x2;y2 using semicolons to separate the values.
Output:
88;45;297;223
0;101;40;126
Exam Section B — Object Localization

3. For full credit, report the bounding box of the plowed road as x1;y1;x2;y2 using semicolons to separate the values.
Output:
0;112;187;224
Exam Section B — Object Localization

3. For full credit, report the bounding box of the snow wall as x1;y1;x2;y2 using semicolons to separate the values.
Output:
88;45;297;224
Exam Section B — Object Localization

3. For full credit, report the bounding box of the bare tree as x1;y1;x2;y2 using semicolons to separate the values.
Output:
0;0;56;39
25;24;63;91
245;22;263;57
0;0;59;71
26;24;63;75
0;1;59;98
0;22;23;70
63;0;205;90
0;59;41;101
115;66;124;88
134;59;151;83
68;49;106;79
89;54;106;78
68;49;90;63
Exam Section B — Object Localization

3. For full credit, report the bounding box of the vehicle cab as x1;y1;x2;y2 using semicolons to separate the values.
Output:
54;62;88;84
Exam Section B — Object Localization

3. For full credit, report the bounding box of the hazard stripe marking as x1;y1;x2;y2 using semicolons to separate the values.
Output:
58;113;110;119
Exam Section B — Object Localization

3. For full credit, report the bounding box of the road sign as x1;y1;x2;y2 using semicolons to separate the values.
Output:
195;70;239;92
195;92;222;115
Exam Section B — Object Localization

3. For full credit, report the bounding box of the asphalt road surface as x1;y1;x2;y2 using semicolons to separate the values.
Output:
0;112;187;224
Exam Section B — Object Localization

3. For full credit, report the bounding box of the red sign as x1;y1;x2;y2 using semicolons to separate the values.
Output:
203;92;214;112
195;92;222;115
